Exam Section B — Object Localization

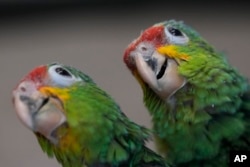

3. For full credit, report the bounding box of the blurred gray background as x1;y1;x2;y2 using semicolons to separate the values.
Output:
1;1;249;166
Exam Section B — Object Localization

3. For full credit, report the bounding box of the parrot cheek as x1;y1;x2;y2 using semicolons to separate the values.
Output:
156;59;186;100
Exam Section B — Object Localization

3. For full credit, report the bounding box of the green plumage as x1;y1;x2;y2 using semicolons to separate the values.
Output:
145;66;250;166
125;20;250;166
34;64;170;167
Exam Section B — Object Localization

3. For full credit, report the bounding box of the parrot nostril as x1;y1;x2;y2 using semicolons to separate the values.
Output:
20;86;26;92
141;46;147;51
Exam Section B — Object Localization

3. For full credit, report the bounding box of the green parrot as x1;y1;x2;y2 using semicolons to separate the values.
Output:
12;63;170;167
123;20;250;166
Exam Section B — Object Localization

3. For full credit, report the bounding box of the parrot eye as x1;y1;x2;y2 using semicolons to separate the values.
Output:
55;67;72;77
48;65;82;87
164;26;189;45
168;27;183;37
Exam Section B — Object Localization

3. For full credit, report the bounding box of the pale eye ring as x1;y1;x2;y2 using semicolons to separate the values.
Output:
48;65;81;87
164;26;189;45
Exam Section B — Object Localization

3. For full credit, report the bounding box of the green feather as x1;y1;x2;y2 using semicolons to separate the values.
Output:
133;20;250;166
35;63;170;167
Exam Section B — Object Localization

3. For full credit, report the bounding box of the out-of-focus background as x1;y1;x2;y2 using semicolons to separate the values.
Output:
0;1;249;166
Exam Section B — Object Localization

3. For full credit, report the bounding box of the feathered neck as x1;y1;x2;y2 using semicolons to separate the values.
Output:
35;130;85;167
142;56;249;129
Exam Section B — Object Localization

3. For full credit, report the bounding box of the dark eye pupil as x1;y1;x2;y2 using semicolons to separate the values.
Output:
55;67;71;77
168;27;183;36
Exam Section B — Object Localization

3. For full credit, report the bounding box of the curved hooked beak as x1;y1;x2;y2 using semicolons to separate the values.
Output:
12;80;66;144
129;45;186;100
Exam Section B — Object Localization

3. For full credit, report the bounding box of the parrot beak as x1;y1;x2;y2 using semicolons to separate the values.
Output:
128;44;186;100
12;80;66;144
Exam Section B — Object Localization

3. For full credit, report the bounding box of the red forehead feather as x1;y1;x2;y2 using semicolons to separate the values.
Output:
13;65;47;91
123;25;164;69
24;65;47;83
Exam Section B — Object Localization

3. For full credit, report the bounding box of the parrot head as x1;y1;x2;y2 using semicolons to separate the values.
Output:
123;20;219;100
12;63;94;144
